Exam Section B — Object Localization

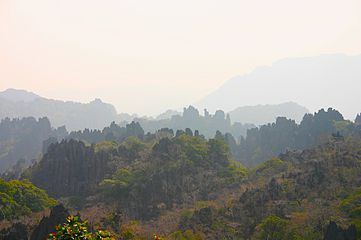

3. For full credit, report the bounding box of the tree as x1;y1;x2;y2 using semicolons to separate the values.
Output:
48;215;114;240
253;215;299;240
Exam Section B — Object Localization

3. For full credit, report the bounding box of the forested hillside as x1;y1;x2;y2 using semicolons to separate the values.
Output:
0;178;56;221
229;108;361;166
3;132;360;239
0;108;361;239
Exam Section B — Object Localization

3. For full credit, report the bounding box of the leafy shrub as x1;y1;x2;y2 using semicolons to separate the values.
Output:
340;188;361;229
0;178;56;220
48;215;114;240
253;158;289;176
253;215;300;240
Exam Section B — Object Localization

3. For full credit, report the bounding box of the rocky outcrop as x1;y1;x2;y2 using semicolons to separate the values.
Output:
30;204;69;240
0;223;28;240
30;140;111;197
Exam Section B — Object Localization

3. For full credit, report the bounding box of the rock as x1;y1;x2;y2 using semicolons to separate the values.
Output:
0;223;28;240
30;204;69;240
30;140;111;197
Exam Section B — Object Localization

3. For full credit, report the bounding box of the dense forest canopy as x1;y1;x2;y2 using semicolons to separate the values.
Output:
5;131;361;239
1;107;360;174
231;108;360;166
0;107;361;239
0;178;56;220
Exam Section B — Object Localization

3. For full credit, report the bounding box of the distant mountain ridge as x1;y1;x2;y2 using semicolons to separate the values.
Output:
125;102;308;123
0;88;41;102
196;54;361;120
229;102;309;125
0;89;118;131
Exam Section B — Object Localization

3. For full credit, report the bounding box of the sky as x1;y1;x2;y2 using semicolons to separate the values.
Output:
1;0;361;116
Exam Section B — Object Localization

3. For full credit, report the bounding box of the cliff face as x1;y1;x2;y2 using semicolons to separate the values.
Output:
0;117;56;172
30;140;111;197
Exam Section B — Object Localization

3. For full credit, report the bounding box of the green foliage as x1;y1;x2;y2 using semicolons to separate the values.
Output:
119;221;142;240
195;201;212;209
124;136;147;153
175;135;208;163
340;188;361;214
0;178;56;220
95;141;118;152
340;188;361;229
48;215;114;240
180;209;194;220
218;160;248;181
208;138;229;155
252;157;289;177
237;108;348;166
99;168;135;197
253;215;300;240
168;230;204;240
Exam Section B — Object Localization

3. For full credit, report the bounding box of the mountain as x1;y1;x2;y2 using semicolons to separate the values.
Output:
0;88;41;102
196;54;361;120
228;102;309;125
229;108;357;167
0;117;67;173
0;89;118;131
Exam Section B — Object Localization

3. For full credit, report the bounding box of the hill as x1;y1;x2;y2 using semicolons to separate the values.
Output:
0;88;41;102
0;89;118;131
16;133;361;239
0;117;67;173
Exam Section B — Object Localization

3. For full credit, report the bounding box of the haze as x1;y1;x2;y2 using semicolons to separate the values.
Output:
1;0;361;115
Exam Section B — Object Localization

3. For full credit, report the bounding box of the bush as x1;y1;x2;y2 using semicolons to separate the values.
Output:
0;178;56;220
253;215;300;240
48;215;114;240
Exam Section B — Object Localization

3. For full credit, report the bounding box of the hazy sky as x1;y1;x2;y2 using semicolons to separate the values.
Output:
1;0;361;115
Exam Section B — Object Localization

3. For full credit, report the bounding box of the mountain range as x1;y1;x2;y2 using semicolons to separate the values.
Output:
229;102;308;125
0;89;118;131
0;89;310;130
196;53;361;120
